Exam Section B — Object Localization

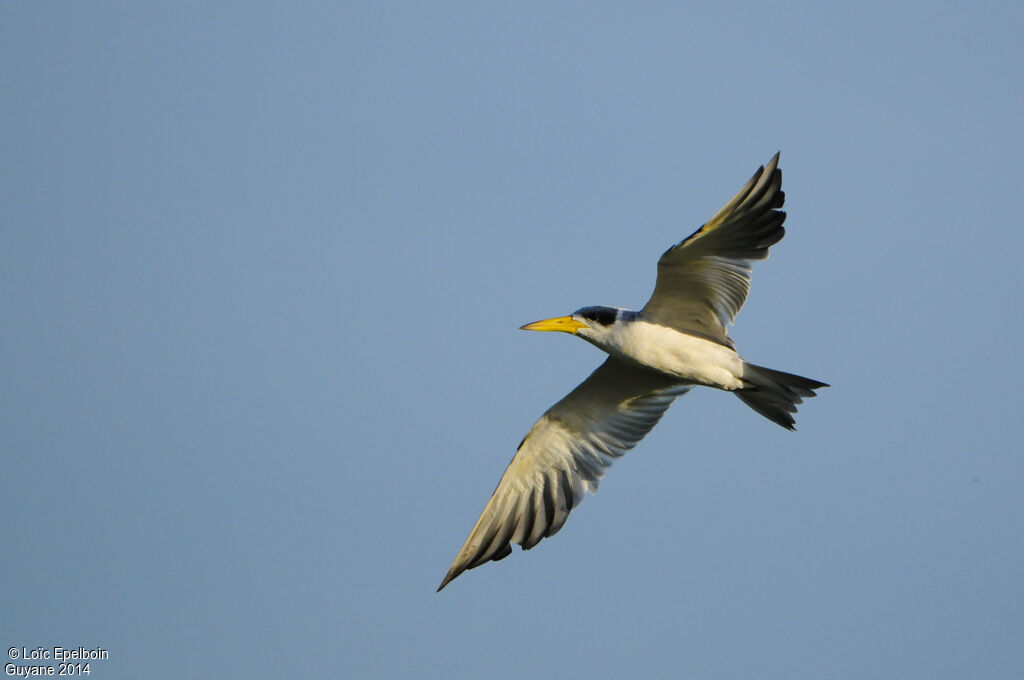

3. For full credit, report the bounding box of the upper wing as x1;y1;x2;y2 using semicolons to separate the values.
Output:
437;358;690;591
641;153;786;346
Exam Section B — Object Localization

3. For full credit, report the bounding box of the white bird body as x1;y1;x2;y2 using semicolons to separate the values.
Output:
580;312;746;390
438;153;827;591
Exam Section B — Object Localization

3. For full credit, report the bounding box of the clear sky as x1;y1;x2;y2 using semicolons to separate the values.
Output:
3;2;1023;678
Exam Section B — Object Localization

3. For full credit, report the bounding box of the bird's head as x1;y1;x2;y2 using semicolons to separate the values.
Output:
519;306;623;345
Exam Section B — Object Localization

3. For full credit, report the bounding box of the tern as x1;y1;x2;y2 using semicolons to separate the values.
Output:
438;153;826;591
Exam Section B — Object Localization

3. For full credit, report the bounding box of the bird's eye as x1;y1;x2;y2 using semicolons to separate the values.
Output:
580;307;615;326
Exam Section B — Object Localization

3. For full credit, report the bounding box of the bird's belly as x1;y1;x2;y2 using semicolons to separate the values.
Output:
612;324;745;390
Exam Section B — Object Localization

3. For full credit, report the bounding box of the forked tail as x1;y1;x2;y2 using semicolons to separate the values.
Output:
736;363;828;430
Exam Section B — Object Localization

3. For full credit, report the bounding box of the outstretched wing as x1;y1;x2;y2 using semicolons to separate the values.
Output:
438;358;690;591
641;152;786;346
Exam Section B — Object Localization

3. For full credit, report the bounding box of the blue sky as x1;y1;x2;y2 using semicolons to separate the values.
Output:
3;2;1023;678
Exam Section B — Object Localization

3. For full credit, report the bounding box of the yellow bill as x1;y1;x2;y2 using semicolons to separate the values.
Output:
519;315;585;334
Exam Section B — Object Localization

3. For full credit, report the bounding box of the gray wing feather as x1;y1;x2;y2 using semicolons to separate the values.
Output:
437;358;690;590
641;153;785;345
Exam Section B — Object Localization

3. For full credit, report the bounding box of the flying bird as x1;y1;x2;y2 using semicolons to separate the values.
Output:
438;153;826;591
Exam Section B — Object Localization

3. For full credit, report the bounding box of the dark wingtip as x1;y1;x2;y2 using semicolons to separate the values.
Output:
436;566;462;592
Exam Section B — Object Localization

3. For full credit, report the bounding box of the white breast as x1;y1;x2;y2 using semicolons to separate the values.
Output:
596;320;745;390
